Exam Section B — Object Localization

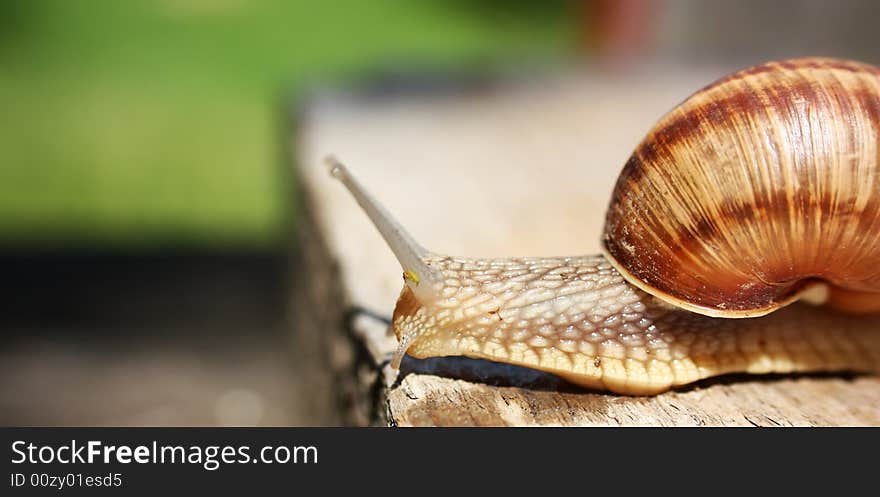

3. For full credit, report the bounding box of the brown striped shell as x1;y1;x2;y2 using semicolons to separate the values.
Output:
603;57;880;318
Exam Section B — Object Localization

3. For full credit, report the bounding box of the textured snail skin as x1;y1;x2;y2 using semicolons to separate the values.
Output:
330;57;880;395
393;255;880;395
604;58;880;317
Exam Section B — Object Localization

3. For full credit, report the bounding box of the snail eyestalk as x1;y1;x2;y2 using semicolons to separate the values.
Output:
326;156;443;304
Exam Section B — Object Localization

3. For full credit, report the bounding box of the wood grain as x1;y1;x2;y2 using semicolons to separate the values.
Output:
388;372;880;427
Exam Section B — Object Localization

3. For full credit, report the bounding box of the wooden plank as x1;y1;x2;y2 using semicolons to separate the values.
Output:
388;370;880;427
292;67;880;426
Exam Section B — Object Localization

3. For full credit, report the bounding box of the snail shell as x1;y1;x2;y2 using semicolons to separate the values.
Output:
328;57;880;395
604;58;880;318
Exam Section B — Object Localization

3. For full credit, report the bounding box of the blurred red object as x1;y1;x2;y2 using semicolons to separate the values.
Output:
582;0;662;64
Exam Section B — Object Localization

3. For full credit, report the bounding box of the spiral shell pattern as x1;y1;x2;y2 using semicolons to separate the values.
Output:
603;58;880;317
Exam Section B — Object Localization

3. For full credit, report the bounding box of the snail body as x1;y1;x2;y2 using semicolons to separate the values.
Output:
329;57;880;395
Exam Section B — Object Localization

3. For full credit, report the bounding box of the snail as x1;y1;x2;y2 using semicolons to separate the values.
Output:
328;57;880;395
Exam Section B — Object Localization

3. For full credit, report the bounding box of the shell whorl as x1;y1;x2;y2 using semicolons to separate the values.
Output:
603;57;880;318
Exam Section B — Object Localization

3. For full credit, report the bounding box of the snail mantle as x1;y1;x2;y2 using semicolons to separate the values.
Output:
291;67;880;426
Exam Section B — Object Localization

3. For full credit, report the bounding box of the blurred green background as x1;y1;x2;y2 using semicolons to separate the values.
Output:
6;0;880;427
0;0;576;249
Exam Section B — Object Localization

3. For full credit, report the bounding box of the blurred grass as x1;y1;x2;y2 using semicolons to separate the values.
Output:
0;0;576;249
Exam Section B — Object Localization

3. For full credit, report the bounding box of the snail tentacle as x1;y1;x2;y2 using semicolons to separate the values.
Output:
327;156;444;304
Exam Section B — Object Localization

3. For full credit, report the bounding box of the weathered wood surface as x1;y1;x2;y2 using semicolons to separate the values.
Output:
293;67;880;426
389;372;880;426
